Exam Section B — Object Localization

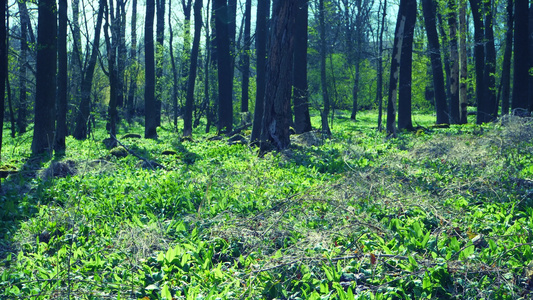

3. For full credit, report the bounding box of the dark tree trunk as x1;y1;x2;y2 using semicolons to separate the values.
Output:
376;0;387;131
241;0;252;113
0;0;6;159
204;0;212;133
513;0;529;110
260;0;297;152
214;0;233;134
16;0;33;135
421;0;448;124
169;0;179;129
32;0;57;156
228;0;237;80
251;0;270;143
145;0;158;138
458;0;468;124
183;0;202;137
469;0;486;120
501;0;513;115
293;0;312;134
528;4;533;111
127;0;138;122
73;0;105;140
436;11;452;105
397;0;416;131
482;0;497;121
319;0;331;135
104;0;118;148
116;0;127;110
155;0;165;126
386;0;406;136
55;0;68;152
448;2;460;124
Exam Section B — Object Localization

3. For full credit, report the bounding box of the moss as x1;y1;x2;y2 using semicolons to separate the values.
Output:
110;146;128;158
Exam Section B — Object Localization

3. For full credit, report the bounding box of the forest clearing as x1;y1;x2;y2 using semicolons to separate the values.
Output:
1;110;533;299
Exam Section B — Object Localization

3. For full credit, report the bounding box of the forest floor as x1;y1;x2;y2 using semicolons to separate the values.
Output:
1;110;533;299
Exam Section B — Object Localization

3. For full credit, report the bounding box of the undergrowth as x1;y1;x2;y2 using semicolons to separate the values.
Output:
1;111;533;299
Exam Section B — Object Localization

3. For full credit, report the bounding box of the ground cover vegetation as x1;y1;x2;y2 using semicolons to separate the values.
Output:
1;110;533;299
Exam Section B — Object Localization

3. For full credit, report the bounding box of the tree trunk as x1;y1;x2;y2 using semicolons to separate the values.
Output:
104;0;118;148
251;0;270;143
214;0;233;134
482;0;497;121
501;0;513;115
55;0;68;152
260;0;297;152
183;0;202;137
0;0;6;160
169;0;179;129
126;0;138;122
241;0;252;113
116;0;127;110
293;0;312;134
386;0;406;136
448;1;460;124
376;0;387;131
421;0;448;124
155;0;165;126
32;0;57;156
16;0;33;135
397;0;416;131
469;0;486;120
319;0;331;135
145;0;158;138
204;0;212;133
458;0;468;124
73;0;105;140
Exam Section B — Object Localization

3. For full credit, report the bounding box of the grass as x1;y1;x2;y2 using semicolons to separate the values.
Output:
1;110;533;299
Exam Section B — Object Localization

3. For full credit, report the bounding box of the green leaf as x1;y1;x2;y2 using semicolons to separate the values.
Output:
161;284;172;300
145;284;160;291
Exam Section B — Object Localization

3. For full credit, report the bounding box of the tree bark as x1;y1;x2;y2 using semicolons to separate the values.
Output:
482;0;497;122
145;0;158;138
376;0;387;131
448;1;460;124
0;0;6;159
183;0;202;137
240;0;252;113
458;0;468;124
469;0;485;120
32;0;57;156
214;0;233;134
397;0;416;131
260;0;297;152
421;0;448;124
169;0;179;129
126;0;138;122
16;0;33;135
501;0;513;115
293;0;312;134
251;0;270;143
55;0;68;152
155;0;165;126
319;0;331;135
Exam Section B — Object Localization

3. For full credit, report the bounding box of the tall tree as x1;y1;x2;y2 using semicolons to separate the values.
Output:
386;0;406;135
469;0;485;119
448;0;460;124
251;0;270;142
293;0;312;133
183;0;202;137
214;0;233;133
55;0;68;152
73;0;105;140
376;0;387;131
458;0;468;124
169;0;179;129
397;0;417;131
512;0;529;110
421;0;448;124
16;0;34;134
1;0;6;159
481;0;496;122
240;0;252;113
103;0;120;147
145;0;158;138
318;0;331;135
500;0;513;115
260;0;297;152
32;0;57;155
155;0;165;126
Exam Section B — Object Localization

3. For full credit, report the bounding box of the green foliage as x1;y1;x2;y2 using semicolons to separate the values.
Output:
1;112;533;299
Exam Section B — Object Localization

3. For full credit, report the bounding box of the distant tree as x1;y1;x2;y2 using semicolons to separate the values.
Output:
240;0;252;113
55;0;68;152
250;0;270;142
482;0;496;122
73;0;105;140
500;0;513;115
421;0;448;124
260;0;297;152
318;0;331;135
16;0;34;134
32;0;57;155
214;0;233;134
145;0;158;138
448;0;460;124
386;0;405;135
1;0;6;158
155;0;165;126
292;0;312;134
458;0;468;124
397;0;416;131
376;0;387;131
183;0;202;137
469;0;485;119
